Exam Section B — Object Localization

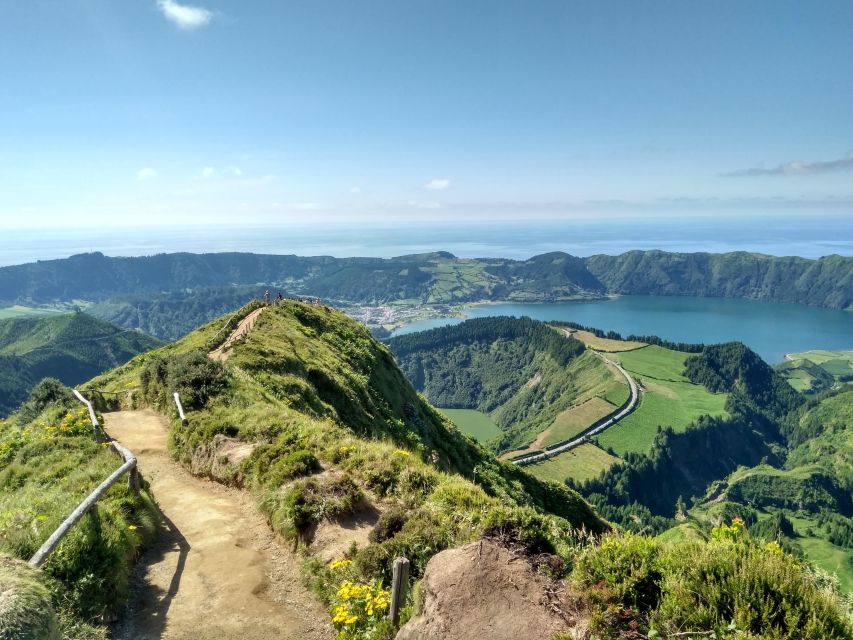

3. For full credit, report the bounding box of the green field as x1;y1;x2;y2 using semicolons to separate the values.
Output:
597;345;729;456
525;443;619;484
778;349;853;392
0;305;68;319
540;397;616;447
439;408;502;443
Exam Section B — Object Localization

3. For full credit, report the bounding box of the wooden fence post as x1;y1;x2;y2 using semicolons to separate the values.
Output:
173;392;188;426
389;556;410;627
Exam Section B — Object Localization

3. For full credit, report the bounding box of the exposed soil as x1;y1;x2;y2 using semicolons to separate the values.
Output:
209;307;265;361
397;539;588;640
105;410;333;640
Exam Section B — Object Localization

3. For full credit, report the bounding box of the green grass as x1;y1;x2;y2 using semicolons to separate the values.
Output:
596;345;729;456
0;406;158;632
0;306;68;319
540;397;615;447
438;408;501;444
525;443;618;484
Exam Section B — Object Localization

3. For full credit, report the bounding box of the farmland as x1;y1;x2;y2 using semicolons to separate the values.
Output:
596;345;729;455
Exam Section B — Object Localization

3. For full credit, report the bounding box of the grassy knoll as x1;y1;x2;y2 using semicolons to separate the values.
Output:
438;408;501;444
787;514;853;593
525;443;618;484
596;345;728;456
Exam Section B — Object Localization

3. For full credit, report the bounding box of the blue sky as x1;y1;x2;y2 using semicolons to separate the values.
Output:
1;0;852;226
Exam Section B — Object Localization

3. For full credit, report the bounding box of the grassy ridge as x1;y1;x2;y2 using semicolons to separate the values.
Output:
0;312;161;416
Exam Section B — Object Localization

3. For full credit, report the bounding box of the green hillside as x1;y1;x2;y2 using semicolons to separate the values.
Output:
387;317;626;453
3;302;851;638
0;313;161;416
777;349;853;393
1;250;850;341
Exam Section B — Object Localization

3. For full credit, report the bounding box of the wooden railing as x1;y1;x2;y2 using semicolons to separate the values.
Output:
27;391;140;568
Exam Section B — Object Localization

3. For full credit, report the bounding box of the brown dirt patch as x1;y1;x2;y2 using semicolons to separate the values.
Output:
397;539;587;640
209;307;265;362
104;410;332;640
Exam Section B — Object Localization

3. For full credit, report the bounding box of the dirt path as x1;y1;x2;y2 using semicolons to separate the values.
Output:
105;410;332;640
209;307;265;361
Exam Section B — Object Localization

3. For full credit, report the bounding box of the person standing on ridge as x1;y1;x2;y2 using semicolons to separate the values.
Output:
264;290;271;305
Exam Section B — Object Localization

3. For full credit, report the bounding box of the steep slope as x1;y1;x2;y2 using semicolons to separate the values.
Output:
585;250;853;309
387;317;608;452
0;312;161;415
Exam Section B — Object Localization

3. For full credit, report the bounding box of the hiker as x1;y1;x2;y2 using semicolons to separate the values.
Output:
264;290;271;305
277;292;283;303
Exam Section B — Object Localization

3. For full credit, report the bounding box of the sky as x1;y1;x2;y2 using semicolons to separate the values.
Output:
1;0;852;226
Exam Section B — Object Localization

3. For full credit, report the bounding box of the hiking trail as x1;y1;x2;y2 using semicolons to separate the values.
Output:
209;307;265;361
105;410;333;640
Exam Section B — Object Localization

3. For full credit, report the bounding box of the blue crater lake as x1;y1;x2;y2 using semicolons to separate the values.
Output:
391;296;853;364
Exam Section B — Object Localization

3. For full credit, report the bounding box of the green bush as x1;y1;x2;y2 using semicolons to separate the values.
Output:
262;474;364;543
140;350;229;410
572;532;853;639
0;554;59;640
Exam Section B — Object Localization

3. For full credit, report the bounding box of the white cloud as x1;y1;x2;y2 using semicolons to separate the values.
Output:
225;166;243;176
157;0;214;30
137;167;158;181
349;186;361;194
724;151;853;177
201;167;216;178
424;178;451;190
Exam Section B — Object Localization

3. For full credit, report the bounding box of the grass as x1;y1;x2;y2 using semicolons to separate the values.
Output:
567;329;645;352
525;443;618;484
778;350;853;392
596;345;728;456
0;306;67;320
438;408;501;444
0;406;158;634
540;397;616;447
788;515;853;594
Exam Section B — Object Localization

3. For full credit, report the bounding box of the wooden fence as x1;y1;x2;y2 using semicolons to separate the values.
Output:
27;391;140;569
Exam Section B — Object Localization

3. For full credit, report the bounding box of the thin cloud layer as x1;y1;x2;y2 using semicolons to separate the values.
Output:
425;178;451;190
137;167;158;181
725;151;853;177
157;0;214;30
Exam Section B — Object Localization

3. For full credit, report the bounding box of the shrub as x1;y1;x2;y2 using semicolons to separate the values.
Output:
16;379;75;426
262;474;364;543
368;508;408;544
0;554;59;640
140;351;229;410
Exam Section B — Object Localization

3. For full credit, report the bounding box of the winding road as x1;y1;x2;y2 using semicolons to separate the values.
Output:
511;350;641;466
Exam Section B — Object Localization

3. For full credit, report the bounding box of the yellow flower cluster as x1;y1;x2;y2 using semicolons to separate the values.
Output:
330;558;353;571
710;517;745;543
393;449;411;457
330;579;391;635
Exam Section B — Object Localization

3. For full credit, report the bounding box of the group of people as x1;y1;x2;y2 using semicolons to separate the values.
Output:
263;290;324;306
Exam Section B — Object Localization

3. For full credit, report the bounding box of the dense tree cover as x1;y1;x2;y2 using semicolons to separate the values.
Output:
586;250;853;310
2;250;850;314
0;313;161;416
388;317;587;449
88;285;271;340
684;341;803;416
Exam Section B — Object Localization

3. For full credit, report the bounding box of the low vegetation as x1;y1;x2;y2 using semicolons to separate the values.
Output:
0;381;158;638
